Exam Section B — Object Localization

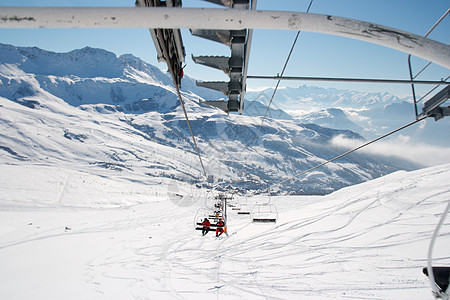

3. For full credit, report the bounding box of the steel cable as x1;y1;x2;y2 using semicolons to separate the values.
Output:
249;0;314;147
268;116;428;191
156;29;208;179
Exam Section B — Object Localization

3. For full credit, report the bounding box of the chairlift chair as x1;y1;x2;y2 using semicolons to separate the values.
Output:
194;208;209;230
238;208;250;215
230;197;241;210
209;212;223;220
423;190;450;300
251;203;278;223
194;208;220;231
228;200;238;208
227;195;241;210
204;189;216;209
237;196;251;215
423;267;450;299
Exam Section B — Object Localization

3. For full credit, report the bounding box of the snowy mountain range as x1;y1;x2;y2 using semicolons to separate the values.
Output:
246;85;450;147
0;43;424;195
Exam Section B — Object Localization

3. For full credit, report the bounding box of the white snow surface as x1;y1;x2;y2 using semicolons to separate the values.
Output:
1;162;449;299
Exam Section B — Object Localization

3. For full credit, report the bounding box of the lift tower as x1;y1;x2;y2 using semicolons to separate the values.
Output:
191;0;253;114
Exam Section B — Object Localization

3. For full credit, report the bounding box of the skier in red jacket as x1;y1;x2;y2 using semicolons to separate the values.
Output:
216;219;225;237
201;218;211;236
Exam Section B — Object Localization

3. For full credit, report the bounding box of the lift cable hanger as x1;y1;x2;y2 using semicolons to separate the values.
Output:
408;8;450;121
415;75;450;105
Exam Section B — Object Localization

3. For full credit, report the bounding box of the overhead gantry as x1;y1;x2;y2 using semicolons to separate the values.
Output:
191;0;255;114
2;7;448;68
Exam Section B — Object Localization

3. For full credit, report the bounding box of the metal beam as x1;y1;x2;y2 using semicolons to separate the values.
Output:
240;0;257;113
246;75;450;85
1;7;449;69
419;85;450;120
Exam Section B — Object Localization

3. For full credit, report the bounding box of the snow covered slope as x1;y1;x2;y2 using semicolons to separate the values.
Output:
0;162;448;299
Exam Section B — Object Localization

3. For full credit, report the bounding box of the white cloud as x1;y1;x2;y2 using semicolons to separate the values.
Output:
285;109;318;118
345;110;370;122
397;135;410;143
246;86;271;92
246;86;290;92
330;134;450;167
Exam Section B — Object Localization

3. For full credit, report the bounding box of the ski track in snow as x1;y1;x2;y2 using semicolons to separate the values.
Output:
1;164;450;299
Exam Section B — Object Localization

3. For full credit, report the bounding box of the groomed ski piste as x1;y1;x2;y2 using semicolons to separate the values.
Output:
1;162;449;300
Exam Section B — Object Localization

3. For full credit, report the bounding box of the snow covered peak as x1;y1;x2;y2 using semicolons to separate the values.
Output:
68;46;115;58
247;84;407;111
0;43;120;78
0;43;167;83
0;43;196;113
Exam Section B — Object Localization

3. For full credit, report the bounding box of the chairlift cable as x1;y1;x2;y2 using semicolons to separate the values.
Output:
174;85;208;178
268;116;427;190
417;74;450;104
412;9;449;80
412;61;432;80
411;46;448;80
424;8;450;38
246;75;450;85
249;0;314;147
155;29;208;179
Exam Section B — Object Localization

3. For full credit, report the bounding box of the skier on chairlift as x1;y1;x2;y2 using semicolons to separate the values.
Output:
216;218;225;237
201;218;211;236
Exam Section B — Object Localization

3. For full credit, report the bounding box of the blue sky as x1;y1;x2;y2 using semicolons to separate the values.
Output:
0;0;449;97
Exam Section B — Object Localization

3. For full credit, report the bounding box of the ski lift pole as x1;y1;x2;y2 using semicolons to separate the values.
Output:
224;196;228;233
